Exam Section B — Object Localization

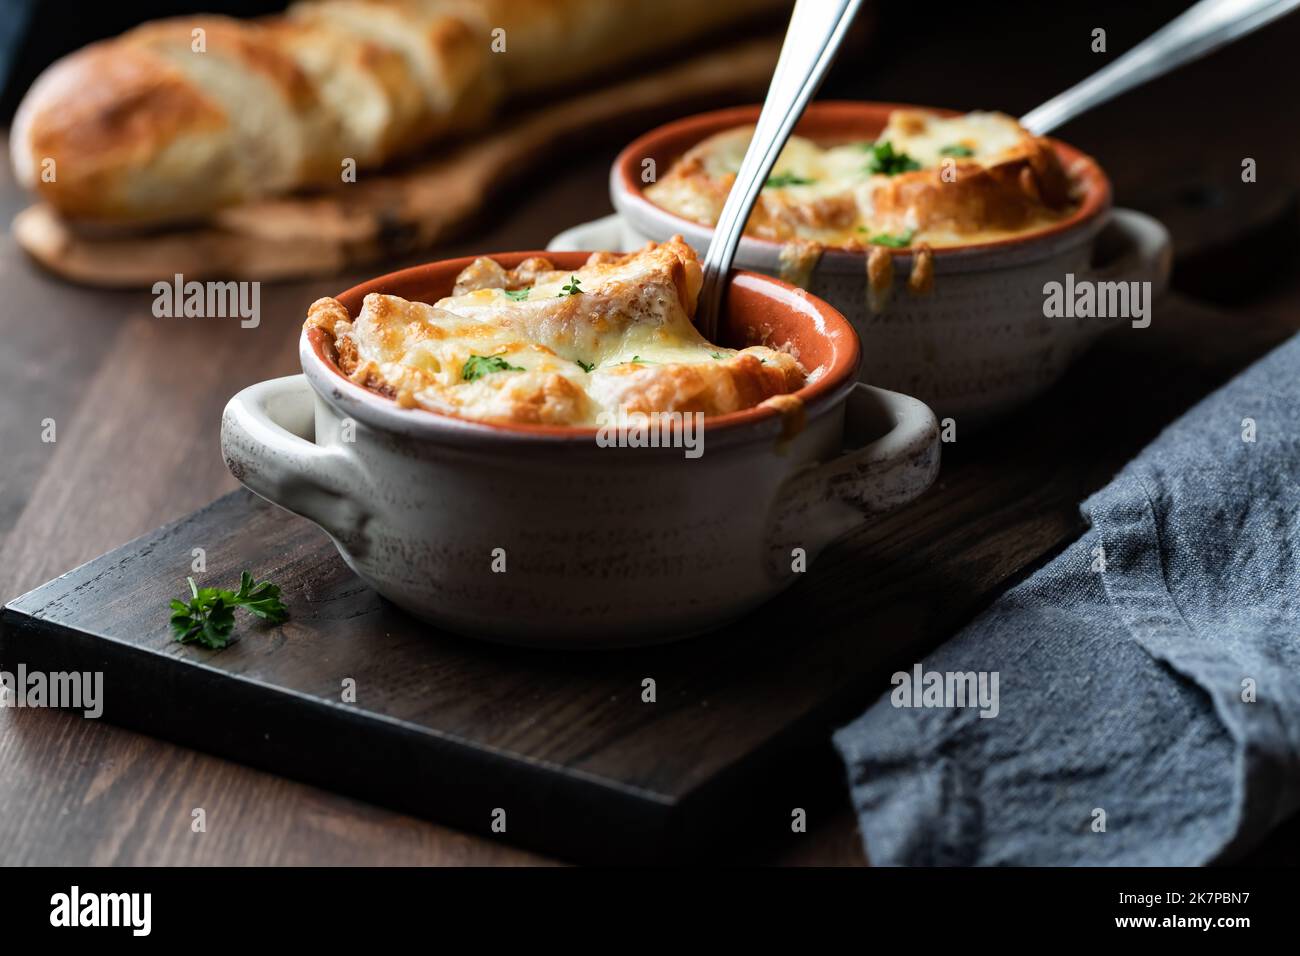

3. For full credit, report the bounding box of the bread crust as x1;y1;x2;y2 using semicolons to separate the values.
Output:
869;137;1073;237
11;42;234;221
11;0;786;223
646;110;1082;249
288;0;499;144
123;16;333;191
306;238;806;426
265;18;425;167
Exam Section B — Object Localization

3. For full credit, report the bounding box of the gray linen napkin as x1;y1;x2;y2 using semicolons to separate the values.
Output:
833;332;1300;865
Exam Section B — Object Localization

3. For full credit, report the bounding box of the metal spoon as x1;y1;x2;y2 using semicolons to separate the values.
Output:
1022;0;1300;134
695;0;864;341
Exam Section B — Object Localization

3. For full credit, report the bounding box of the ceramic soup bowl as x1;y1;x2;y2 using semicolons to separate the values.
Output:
221;253;940;647
601;101;1173;425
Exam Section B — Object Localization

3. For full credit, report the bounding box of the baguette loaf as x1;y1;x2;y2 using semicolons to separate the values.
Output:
11;0;786;225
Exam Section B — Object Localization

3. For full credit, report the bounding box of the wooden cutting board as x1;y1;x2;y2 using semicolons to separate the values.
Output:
4;294;1293;863
11;37;781;288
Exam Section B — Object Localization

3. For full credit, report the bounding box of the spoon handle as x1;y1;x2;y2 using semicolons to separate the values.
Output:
1021;0;1300;135
696;0;864;341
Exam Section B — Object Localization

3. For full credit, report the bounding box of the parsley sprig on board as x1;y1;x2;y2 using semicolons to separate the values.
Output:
169;571;288;649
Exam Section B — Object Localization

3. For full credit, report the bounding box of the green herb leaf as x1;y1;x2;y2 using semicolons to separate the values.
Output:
859;229;915;248
503;288;531;301
764;172;816;189
863;141;921;176
623;355;656;365
462;354;525;381
710;352;723;360
169;571;287;650
575;359;595;373
233;570;289;622
939;144;975;157
559;276;582;296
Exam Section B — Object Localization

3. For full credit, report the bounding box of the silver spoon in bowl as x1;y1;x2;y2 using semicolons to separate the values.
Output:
695;0;864;341
696;0;1299;341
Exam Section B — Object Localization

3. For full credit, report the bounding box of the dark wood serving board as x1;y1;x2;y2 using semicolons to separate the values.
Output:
2;294;1295;864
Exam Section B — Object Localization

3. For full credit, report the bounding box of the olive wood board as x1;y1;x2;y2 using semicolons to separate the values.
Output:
10;36;782;289
2;295;1294;864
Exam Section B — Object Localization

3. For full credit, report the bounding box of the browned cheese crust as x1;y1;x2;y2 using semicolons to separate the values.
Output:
306;237;806;426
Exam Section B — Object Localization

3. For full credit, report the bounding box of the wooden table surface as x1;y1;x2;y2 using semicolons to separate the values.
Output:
3;1;1300;865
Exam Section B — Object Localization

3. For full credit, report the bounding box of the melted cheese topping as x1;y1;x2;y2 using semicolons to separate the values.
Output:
646;110;1080;250
307;237;806;426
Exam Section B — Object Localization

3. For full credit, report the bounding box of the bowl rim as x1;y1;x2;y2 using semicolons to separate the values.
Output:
299;250;861;446
611;99;1114;267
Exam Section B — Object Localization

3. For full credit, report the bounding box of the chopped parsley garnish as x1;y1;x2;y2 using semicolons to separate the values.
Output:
863;141;921;176
939;144;975;157
559;276;582;296
764;172;816;188
503;288;531;301
858;228;915;248
575;359;595;373
710;352;723;360
623;355;655;365
169;571;287;650
462;353;524;381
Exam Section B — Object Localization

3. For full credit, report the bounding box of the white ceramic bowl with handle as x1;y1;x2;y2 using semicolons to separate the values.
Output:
589;101;1173;426
221;252;941;647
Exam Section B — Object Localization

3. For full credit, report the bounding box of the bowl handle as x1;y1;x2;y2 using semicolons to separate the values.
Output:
768;384;940;574
220;375;371;554
1084;208;1173;327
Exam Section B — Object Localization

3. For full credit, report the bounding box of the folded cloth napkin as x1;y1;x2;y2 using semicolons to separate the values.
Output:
834;332;1300;866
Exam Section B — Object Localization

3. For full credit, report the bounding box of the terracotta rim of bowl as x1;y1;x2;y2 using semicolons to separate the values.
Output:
300;250;861;443
612;100;1113;263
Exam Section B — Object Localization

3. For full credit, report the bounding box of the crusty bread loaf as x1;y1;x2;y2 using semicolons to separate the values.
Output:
287;1;499;144
11;0;787;225
265;17;427;169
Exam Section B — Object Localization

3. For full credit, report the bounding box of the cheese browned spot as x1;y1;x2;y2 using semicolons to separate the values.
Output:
778;238;824;288
760;392;806;441
866;246;894;313
307;237;807;426
908;244;934;296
